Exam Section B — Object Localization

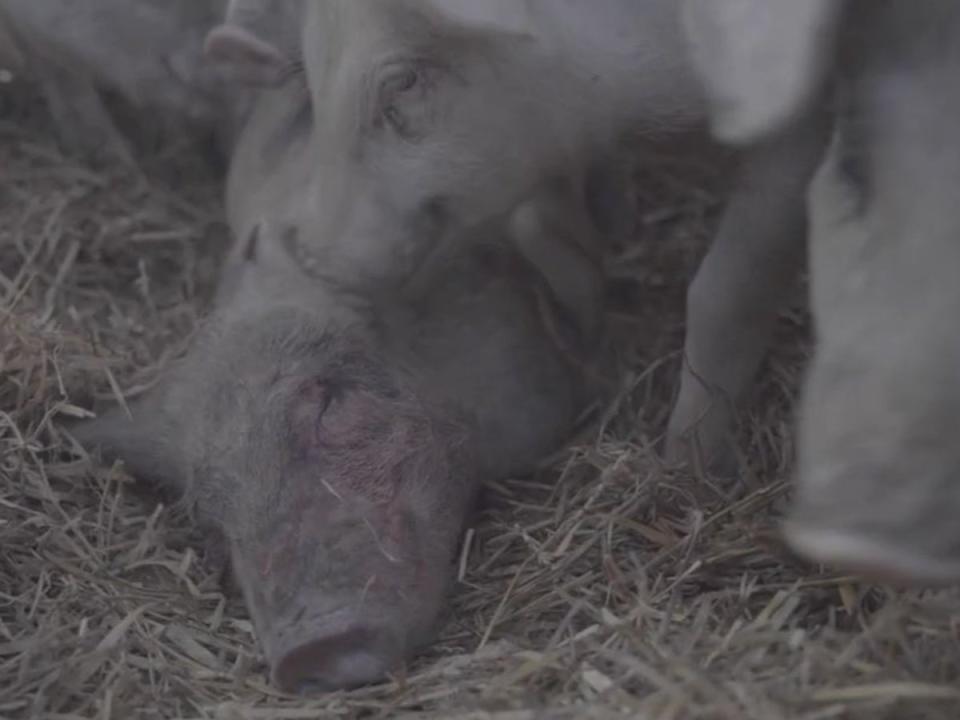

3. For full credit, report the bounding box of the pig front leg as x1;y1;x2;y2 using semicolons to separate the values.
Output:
664;110;829;468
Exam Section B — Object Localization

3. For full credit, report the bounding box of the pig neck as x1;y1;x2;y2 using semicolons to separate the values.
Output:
535;0;704;134
442;0;705;142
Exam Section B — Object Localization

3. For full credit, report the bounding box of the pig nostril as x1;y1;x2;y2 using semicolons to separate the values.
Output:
273;626;399;694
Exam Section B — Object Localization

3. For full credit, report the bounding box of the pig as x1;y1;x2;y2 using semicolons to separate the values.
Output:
0;0;241;161
72;185;606;693
685;0;960;583
202;0;831;469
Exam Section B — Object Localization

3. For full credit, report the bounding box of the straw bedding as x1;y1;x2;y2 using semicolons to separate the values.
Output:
2;78;959;720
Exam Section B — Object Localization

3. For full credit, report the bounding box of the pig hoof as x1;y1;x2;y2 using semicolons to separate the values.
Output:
782;521;960;586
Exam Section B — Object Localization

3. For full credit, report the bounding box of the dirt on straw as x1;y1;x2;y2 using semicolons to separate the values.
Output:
2;77;960;720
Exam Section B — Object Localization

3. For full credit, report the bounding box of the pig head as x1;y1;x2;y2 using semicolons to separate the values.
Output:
685;1;960;583
72;203;603;693
209;0;677;287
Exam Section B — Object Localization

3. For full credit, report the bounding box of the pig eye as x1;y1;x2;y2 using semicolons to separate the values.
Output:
309;380;335;420
292;378;346;452
310;380;361;446
375;60;438;140
384;66;420;95
380;67;420;134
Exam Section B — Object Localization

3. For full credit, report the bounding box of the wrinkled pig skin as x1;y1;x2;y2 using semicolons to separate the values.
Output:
0;0;243;160
205;0;830;469
687;0;960;583
72;196;605;694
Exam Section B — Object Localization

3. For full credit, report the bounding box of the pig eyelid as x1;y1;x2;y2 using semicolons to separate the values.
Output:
317;386;335;419
381;64;421;95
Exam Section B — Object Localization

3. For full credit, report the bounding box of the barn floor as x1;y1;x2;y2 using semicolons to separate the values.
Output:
2;79;960;720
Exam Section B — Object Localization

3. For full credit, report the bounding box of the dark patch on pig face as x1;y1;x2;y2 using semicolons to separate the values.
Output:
77;304;475;693
788;2;960;584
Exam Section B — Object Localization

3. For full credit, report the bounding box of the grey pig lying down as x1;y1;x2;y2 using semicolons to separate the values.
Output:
72;192;606;694
686;0;960;583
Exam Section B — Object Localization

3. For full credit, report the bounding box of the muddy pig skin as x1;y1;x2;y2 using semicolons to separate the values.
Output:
0;0;241;161
72;193;604;694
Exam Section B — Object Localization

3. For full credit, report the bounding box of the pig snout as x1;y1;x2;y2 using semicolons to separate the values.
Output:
229;475;457;694
269;610;404;694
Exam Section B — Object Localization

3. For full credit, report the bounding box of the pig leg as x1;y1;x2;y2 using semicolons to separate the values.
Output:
33;59;134;166
664;111;829;468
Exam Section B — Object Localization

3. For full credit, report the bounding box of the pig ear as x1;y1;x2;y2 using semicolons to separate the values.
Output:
681;0;842;144
508;185;604;344
204;24;294;87
68;399;188;494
